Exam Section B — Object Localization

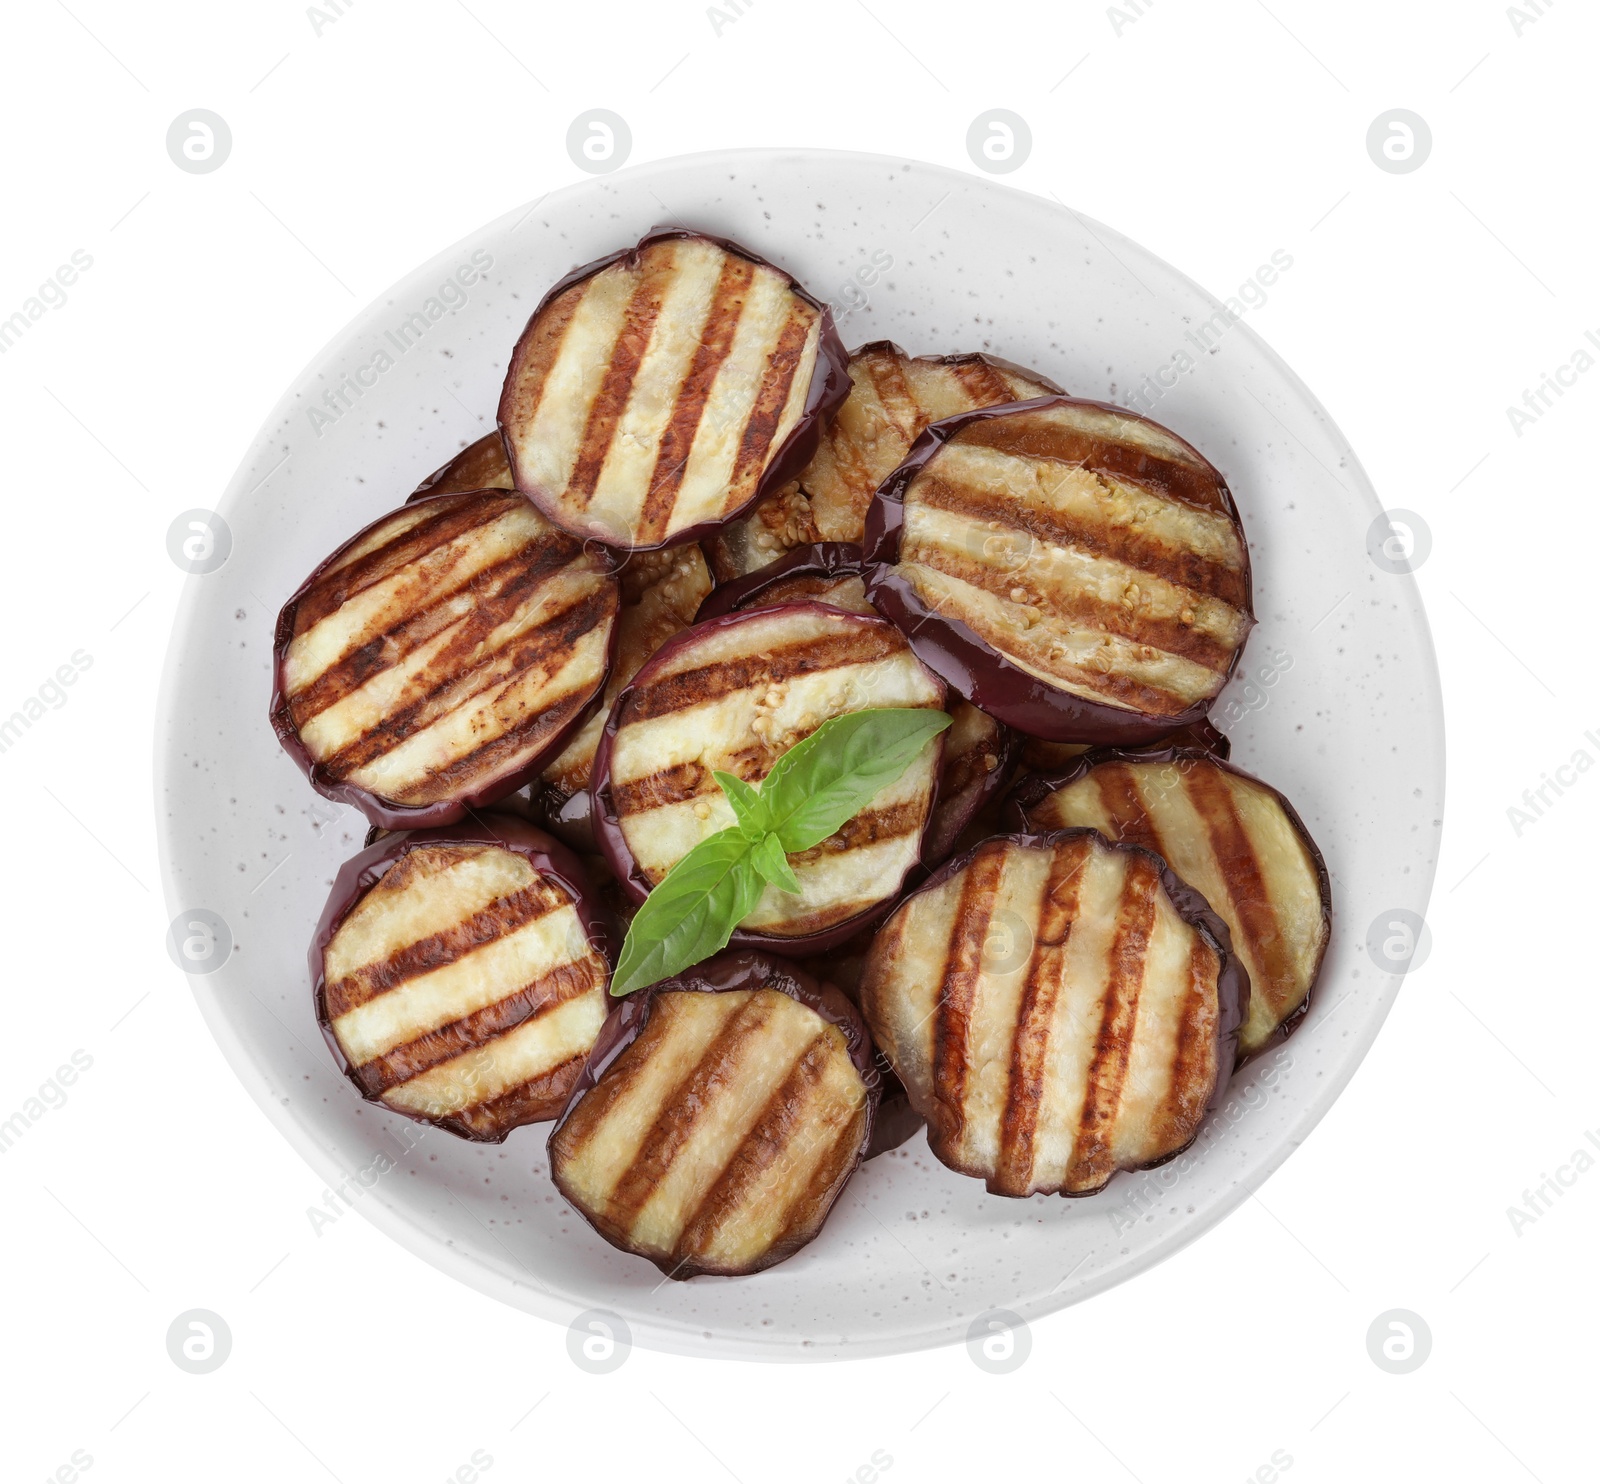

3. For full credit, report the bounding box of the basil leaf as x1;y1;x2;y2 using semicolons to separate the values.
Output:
712;770;767;838
758;708;952;853
748;830;801;894
609;829;764;997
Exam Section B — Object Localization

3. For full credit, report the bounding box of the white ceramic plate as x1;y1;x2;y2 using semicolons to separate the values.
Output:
156;148;1443;1360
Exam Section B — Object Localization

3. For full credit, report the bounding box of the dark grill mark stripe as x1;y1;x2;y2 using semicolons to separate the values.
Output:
293;498;521;637
1154;937;1220;1151
913;473;1249;609
565;252;678;507
1064;854;1158;1191
994;836;1091;1196
603;994;781;1228
929;843;1007;1160
548;1005;681;1167
725;310;814;503
357;954;605;1093
951;357;1019;408
786;800;929;864
501;280;588;440
623;626;894;723
863;347;922;443
448;1051;588;1137
325;877;575;1018
635;254;757;541
956;417;1229;515
820;406;879;510
1091;764;1170;858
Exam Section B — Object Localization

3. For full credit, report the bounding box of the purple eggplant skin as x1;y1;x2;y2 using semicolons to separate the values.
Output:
410;430;514;500
269;492;622;832
861;395;1254;745
310;816;618;1142
548;949;880;1278
497;226;851;554
1007;745;1331;1062
694;541;868;623
589;599;947;956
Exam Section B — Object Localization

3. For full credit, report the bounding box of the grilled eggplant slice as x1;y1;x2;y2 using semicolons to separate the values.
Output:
537;544;713;850
861;830;1247;1196
696;543;1017;868
497;228;849;551
312;819;615;1139
1011;748;1329;1058
271;490;620;829
549;951;877;1277
705;342;1062;581
412;431;513;498
591;601;946;951
863;397;1254;744
1019;717;1231;775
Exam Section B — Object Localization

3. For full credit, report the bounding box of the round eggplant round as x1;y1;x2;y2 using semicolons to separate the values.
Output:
497;227;850;552
411;430;514;499
860;829;1249;1197
1017;716;1232;776
1010;747;1330;1059
704;340;1063;582
548;950;878;1278
311;818;616;1141
536;544;713;851
591;600;947;952
270;490;621;830
863;395;1255;745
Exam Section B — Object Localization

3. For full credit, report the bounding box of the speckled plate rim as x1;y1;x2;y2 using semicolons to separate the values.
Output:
155;146;1444;1361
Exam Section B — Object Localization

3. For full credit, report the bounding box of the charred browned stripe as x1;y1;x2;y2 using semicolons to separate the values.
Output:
914;474;1248;609
992;837;1092;1195
912;543;1237;674
426;433;512;496
623;626;892;723
1091;764;1168;857
787;799;929;864
929;843;1007;1158
502;280;587;431
1182;765;1295;1017
818;407;879;510
1064;854;1159;1191
950;357;1019;409
956;418;1229;516
549;1006;680;1161
565;254;678;508
673;1032;836;1255
863;347;923;443
1152;937;1220;1151
611;759;713;817
604;995;781;1227
293;498;521;637
446;1051;588;1137
289;537;586;724
357;955;604;1094
325;878;574;1018
635;254;757;541
320;580;615;780
762;573;859;608
725;310;814;502
939;726;999;799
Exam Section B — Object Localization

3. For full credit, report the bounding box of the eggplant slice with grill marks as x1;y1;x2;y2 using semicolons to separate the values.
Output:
1010;748;1329;1058
271;490;621;830
313;819;615;1140
1018;717;1232;776
863;396;1255;745
537;544;714;850
411;430;514;498
705;341;1063;581
497;228;849;552
860;830;1247;1197
549;952;877;1278
592;600;947;952
695;543;1018;868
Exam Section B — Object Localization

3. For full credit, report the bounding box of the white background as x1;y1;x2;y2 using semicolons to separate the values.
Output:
0;1;1592;1480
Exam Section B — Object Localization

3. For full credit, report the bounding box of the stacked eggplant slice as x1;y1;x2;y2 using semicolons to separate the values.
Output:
272;223;1333;1280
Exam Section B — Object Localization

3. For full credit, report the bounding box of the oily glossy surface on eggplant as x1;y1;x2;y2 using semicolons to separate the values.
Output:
705;341;1061;580
548;952;875;1277
271;490;620;828
412;430;514;498
865;396;1254;743
498;229;847;550
592;601;945;948
1012;748;1329;1057
313;821;613;1140
861;830;1247;1196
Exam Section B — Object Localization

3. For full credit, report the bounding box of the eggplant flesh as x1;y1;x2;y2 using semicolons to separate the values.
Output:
861;831;1244;1196
317;833;611;1139
549;960;873;1277
1016;750;1328;1057
595;602;944;943
706;342;1060;580
272;491;619;827
498;231;840;550
412;431;514;498
1019;718;1231;775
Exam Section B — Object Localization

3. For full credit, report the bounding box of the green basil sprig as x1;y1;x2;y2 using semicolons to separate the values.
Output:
609;707;951;997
